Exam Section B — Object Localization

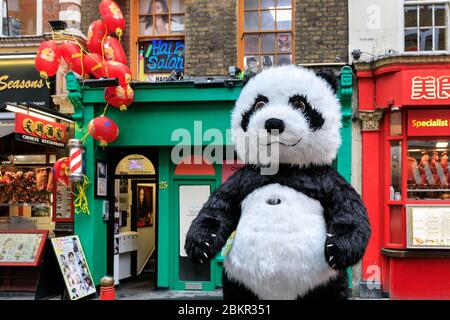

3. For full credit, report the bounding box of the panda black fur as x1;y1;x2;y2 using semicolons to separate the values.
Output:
185;65;371;300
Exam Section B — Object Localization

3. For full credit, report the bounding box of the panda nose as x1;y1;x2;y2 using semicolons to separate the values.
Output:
265;118;285;134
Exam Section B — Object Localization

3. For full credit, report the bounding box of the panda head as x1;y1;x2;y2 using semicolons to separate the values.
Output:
231;65;342;167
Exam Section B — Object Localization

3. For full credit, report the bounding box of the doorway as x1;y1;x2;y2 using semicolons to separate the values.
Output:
107;149;158;291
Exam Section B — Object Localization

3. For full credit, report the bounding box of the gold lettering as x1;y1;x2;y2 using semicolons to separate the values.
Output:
0;74;45;91
412;118;450;128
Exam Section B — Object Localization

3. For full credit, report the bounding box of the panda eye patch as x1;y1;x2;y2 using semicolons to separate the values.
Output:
241;95;269;131
289;95;325;132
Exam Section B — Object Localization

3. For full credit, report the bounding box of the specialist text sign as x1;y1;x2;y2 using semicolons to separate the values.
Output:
408;109;450;136
15;113;66;148
0;57;50;108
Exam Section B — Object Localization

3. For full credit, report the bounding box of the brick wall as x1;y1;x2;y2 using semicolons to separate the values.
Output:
185;0;238;77
42;0;59;33
294;0;348;64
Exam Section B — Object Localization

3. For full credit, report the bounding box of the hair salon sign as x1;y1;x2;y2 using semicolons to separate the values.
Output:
140;40;185;74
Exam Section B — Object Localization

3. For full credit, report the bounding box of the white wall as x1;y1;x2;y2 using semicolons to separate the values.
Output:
349;0;403;61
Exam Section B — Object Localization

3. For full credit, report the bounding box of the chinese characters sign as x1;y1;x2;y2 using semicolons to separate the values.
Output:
411;76;450;100
15;113;66;148
140;40;185;74
408;109;450;136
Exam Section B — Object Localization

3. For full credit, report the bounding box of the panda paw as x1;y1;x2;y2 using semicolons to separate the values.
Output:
185;232;222;264
324;233;342;270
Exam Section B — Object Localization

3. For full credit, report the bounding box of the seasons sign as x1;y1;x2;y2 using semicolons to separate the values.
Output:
0;57;50;108
141;40;185;73
15;113;66;148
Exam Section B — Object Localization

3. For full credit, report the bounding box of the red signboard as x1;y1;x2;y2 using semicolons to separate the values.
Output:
408;109;450;136
14;113;66;148
402;70;450;106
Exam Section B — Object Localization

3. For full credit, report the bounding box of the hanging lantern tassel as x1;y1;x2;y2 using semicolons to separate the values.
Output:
73;175;91;215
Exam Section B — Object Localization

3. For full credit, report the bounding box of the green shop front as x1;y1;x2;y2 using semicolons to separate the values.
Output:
66;66;354;292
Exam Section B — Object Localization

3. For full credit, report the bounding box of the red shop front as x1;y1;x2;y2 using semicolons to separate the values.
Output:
356;56;450;300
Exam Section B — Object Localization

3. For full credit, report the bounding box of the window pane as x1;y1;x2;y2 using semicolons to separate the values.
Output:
261;55;274;69
140;0;151;14
277;9;292;30
407;140;450;200
8;0;37;36
244;0;258;10
150;0;169;14
390;141;402;200
390;111;402;136
277;54;292;65
140;16;153;35
244;34;259;54
244;11;258;31
435;28;447;51
419;5;433;27
435;5;446;26
419;28;433;51
152;14;169;35
404;28;418;51
260;10;275;30
277;33;292;53
261;0;276;10
170;14;185;34
277;0;292;9
261;33;275;53
171;0;185;13
404;6;417;28
245;55;260;74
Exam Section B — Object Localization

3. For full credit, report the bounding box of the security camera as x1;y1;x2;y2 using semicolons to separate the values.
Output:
351;49;362;60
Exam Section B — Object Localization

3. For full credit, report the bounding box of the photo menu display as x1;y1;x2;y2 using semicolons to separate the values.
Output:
0;232;46;265
408;206;450;248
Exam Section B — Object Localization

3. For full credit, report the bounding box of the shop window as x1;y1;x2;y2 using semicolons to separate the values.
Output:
390;141;402;200
0;0;42;36
407;140;450;200
240;0;294;75
404;1;448;52
136;0;185;81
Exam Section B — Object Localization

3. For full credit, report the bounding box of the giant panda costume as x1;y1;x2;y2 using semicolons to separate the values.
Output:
185;65;371;300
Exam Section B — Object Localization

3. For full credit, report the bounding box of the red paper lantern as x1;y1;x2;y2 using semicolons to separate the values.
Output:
103;36;127;65
35;40;61;79
87;20;107;54
84;53;106;78
99;0;126;38
52;157;70;186
88;116;119;147
104;60;131;85
59;42;85;76
105;85;134;112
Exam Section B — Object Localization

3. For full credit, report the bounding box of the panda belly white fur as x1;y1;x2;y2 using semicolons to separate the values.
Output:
223;183;339;300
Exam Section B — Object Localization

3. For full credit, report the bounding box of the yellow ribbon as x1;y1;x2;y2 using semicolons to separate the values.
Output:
73;175;91;215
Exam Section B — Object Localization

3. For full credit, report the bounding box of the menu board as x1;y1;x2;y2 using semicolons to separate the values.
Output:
51;236;96;300
407;206;450;248
0;230;48;266
53;182;73;221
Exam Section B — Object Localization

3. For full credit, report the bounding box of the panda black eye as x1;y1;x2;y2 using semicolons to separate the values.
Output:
255;101;266;110
292;100;305;111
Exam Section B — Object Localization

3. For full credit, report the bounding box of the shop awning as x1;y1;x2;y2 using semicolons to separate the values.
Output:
0;113;15;139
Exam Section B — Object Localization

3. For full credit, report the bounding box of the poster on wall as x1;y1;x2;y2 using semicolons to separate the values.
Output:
53;182;73;222
178;185;211;257
407;206;450;248
95;160;107;197
136;183;154;228
0;230;48;266
50;236;96;300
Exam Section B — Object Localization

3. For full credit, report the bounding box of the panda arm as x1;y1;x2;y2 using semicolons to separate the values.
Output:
184;167;249;263
321;168;371;270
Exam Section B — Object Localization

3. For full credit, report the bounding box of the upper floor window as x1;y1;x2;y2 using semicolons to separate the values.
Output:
139;0;185;36
0;0;42;36
240;0;294;75
404;0;449;52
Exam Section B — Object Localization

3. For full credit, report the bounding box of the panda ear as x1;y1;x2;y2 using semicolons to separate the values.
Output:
316;69;339;94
